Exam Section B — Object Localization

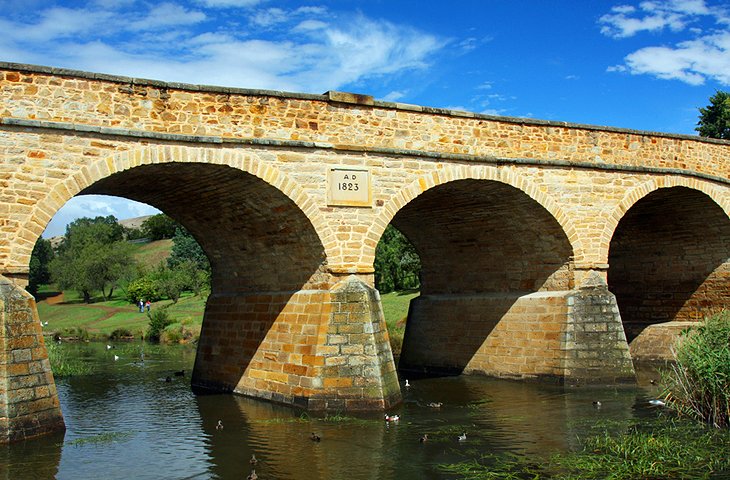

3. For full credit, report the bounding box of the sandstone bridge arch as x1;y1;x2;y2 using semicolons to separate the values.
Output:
1;63;729;442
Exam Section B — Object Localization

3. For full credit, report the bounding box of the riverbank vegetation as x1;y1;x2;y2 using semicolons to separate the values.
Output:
662;311;730;428
437;417;730;479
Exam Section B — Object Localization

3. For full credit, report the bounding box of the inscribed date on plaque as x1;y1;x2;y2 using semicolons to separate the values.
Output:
327;168;371;207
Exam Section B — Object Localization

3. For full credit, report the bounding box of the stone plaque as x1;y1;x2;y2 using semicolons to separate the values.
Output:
327;168;372;207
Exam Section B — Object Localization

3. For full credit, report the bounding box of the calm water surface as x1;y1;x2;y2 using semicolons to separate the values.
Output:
2;342;673;479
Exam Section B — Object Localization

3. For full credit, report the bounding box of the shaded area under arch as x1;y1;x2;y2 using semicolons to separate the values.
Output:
82;162;331;399
394;179;575;378
608;186;730;343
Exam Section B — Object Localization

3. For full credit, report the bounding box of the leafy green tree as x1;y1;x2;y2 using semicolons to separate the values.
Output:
57;215;124;254
374;225;421;293
151;263;187;304
50;216;136;303
141;214;178;240
168;227;210;272
27;237;54;296
696;90;730;139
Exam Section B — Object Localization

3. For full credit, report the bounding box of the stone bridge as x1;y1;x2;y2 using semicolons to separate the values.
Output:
1;62;728;442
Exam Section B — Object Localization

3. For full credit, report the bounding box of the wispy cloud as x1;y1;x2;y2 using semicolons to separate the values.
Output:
601;0;730;85
0;1;445;94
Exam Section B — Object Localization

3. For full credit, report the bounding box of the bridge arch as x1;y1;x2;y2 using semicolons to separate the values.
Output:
367;164;582;266
14;145;337;275
606;179;730;341
600;176;730;265
377;166;578;378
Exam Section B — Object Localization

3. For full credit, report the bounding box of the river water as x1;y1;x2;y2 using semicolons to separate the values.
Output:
0;342;699;479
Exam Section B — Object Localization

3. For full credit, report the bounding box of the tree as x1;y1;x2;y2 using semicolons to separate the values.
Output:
151;263;187;304
57;215;124;253
696;90;730;139
50;216;136;302
141;214;178;240
374;225;421;293
27;237;54;296
167;226;210;272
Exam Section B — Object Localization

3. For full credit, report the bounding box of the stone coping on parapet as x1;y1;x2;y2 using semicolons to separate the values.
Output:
2;61;729;147
2;116;728;186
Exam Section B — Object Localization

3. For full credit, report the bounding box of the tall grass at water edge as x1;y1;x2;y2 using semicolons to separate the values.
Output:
662;310;730;428
46;341;94;377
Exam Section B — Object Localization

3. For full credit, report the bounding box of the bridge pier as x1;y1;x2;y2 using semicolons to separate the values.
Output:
0;275;65;443
399;273;635;385
192;275;401;411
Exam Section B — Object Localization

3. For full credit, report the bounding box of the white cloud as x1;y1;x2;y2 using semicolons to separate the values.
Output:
615;31;730;85
250;7;287;27
1;4;444;94
599;0;714;38
381;90;406;101
128;3;206;31
196;0;263;7
602;1;730;86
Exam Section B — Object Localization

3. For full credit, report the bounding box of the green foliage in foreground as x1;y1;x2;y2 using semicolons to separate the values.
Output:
146;308;174;342
663;311;730;428
46;342;94;377
437;419;730;479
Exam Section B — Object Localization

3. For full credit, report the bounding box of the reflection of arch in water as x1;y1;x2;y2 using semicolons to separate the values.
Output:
607;185;730;342
391;178;575;380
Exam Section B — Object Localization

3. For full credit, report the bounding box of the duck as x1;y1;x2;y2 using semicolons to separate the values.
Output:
250;454;258;466
458;432;467;442
113;355;119;361
310;432;321;442
384;414;400;422
106;344;112;350
405;379;410;388
592;401;602;408
174;370;185;377
216;420;223;430
165;376;172;383
649;399;666;407
247;470;257;480
427;402;443;408
419;434;429;443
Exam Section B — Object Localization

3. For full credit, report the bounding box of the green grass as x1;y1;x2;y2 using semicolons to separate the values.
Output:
380;289;418;329
132;239;173;266
437;418;730;479
38;290;206;338
380;289;418;356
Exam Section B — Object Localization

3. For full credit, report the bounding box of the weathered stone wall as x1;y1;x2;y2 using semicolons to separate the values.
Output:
400;292;568;379
194;277;400;410
0;276;64;443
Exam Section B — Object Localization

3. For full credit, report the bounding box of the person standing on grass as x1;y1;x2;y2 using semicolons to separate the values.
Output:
145;300;151;312
139;299;144;313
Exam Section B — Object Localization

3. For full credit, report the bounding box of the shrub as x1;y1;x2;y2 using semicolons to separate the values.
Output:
146;308;173;342
663;311;730;428
59;326;90;342
108;328;134;340
160;320;201;344
126;276;161;304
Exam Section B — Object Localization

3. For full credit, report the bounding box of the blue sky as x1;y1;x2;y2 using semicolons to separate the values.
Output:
1;0;728;237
